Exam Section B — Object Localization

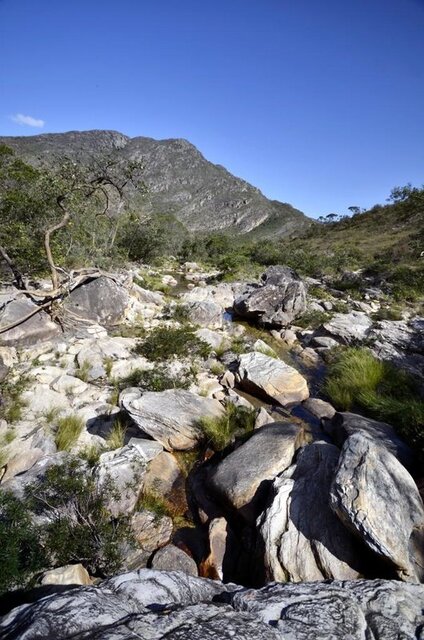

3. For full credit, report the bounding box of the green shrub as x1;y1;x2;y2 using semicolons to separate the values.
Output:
0;491;46;594
116;365;192;392
324;347;424;457
75;360;91;382
55;415;84;451
0;374;31;424
134;326;211;361
199;404;256;451
296;310;331;329
24;459;132;576
105;419;127;450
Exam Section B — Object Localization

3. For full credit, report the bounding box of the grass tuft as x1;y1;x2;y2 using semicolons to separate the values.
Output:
105;419;127;450
324;347;424;457
54;415;84;452
198;403;256;451
134;325;211;361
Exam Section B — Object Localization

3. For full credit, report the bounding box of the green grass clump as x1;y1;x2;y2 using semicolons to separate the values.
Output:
105;419;127;450
116;366;192;392
199;404;256;451
371;306;403;321
55;415;84;451
74;360;91;382
324;347;424;456
0;374;31;424
134;326;211;361
296;310;331;329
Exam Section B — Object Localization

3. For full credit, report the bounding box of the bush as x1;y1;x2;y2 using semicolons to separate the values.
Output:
25;459;133;577
54;415;84;451
115;365;192;392
0;491;45;594
199;404;256;451
134;326;211;361
324;347;424;457
295;310;331;329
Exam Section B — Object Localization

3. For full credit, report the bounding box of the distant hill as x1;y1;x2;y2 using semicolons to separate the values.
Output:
0;130;312;237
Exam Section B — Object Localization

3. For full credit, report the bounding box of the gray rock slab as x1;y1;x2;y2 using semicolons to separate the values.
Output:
0;298;60;347
209;422;303;521
122;388;225;451
330;433;424;582
323;411;415;470
64;276;129;325
234;266;307;328
258;442;365;582
321;311;372;344
151;544;198;576
236;351;309;406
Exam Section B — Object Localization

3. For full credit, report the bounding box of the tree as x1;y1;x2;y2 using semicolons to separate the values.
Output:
0;145;146;333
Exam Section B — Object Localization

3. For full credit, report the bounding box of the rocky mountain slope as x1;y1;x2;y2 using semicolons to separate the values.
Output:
0;130;311;236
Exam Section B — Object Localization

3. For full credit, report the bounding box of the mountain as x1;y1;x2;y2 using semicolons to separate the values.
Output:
0;130;312;236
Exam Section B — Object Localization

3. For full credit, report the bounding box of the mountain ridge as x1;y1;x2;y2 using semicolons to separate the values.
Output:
0;130;312;236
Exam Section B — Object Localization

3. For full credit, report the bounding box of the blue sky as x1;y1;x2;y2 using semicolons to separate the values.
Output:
0;0;423;218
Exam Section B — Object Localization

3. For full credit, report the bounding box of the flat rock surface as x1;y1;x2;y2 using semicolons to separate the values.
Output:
122;388;225;451
1;570;423;640
209;422;303;520
236;351;309;406
322;311;372;344
64;276;129;325
330;433;424;582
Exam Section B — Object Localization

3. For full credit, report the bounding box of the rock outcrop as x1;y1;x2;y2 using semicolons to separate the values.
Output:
235;351;309;406
234;266;307;327
0;298;60;347
1;569;423;639
121;388;225;450
258;442;365;582
209;422;303;521
330;433;424;582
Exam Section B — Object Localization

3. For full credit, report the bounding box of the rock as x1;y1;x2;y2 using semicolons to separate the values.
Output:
41;564;92;586
143;451;185;504
0;355;9;383
209;422;303;521
234;266;307;327
162;274;178;286
187;301;223;329
95;445;148;516
302;397;336;420
1;448;47;483
201;517;228;580
235;352;309;406
299;346;320;365
181;283;235;310
253;339;277;357
330;433;424;582
311;335;339;349
127;438;164;461
151;545;198;576
1;570;423;640
254;407;274;429
21;385;71;417
131;283;164;306
321;311;373;344
280;328;297;346
368;318;424;380
121;388;225;451
323;411;415;470
0;298;60;347
1;452;68;499
131;511;173;553
64;276;129;325
258;442;364;582
51;374;88;395
221;370;235;388
228;578;424;640
195;328;230;351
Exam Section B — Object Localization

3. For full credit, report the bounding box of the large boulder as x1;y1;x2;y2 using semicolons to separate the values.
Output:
235;352;309;406
209;422;303;521
323;411;415;471
228;578;424;640
1;570;423;640
151;545;198;577
0;298;60;347
121;388;225;451
369;318;424;380
186;301;223;329
258;442;365;582
234;266;307;327
64;276;129;325
330;433;424;582
320;311;372;345
41;564;91;586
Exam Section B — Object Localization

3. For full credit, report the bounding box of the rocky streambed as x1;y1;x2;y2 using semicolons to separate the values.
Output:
0;262;423;638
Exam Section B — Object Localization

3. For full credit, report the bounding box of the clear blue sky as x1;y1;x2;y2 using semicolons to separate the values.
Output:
1;0;423;218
